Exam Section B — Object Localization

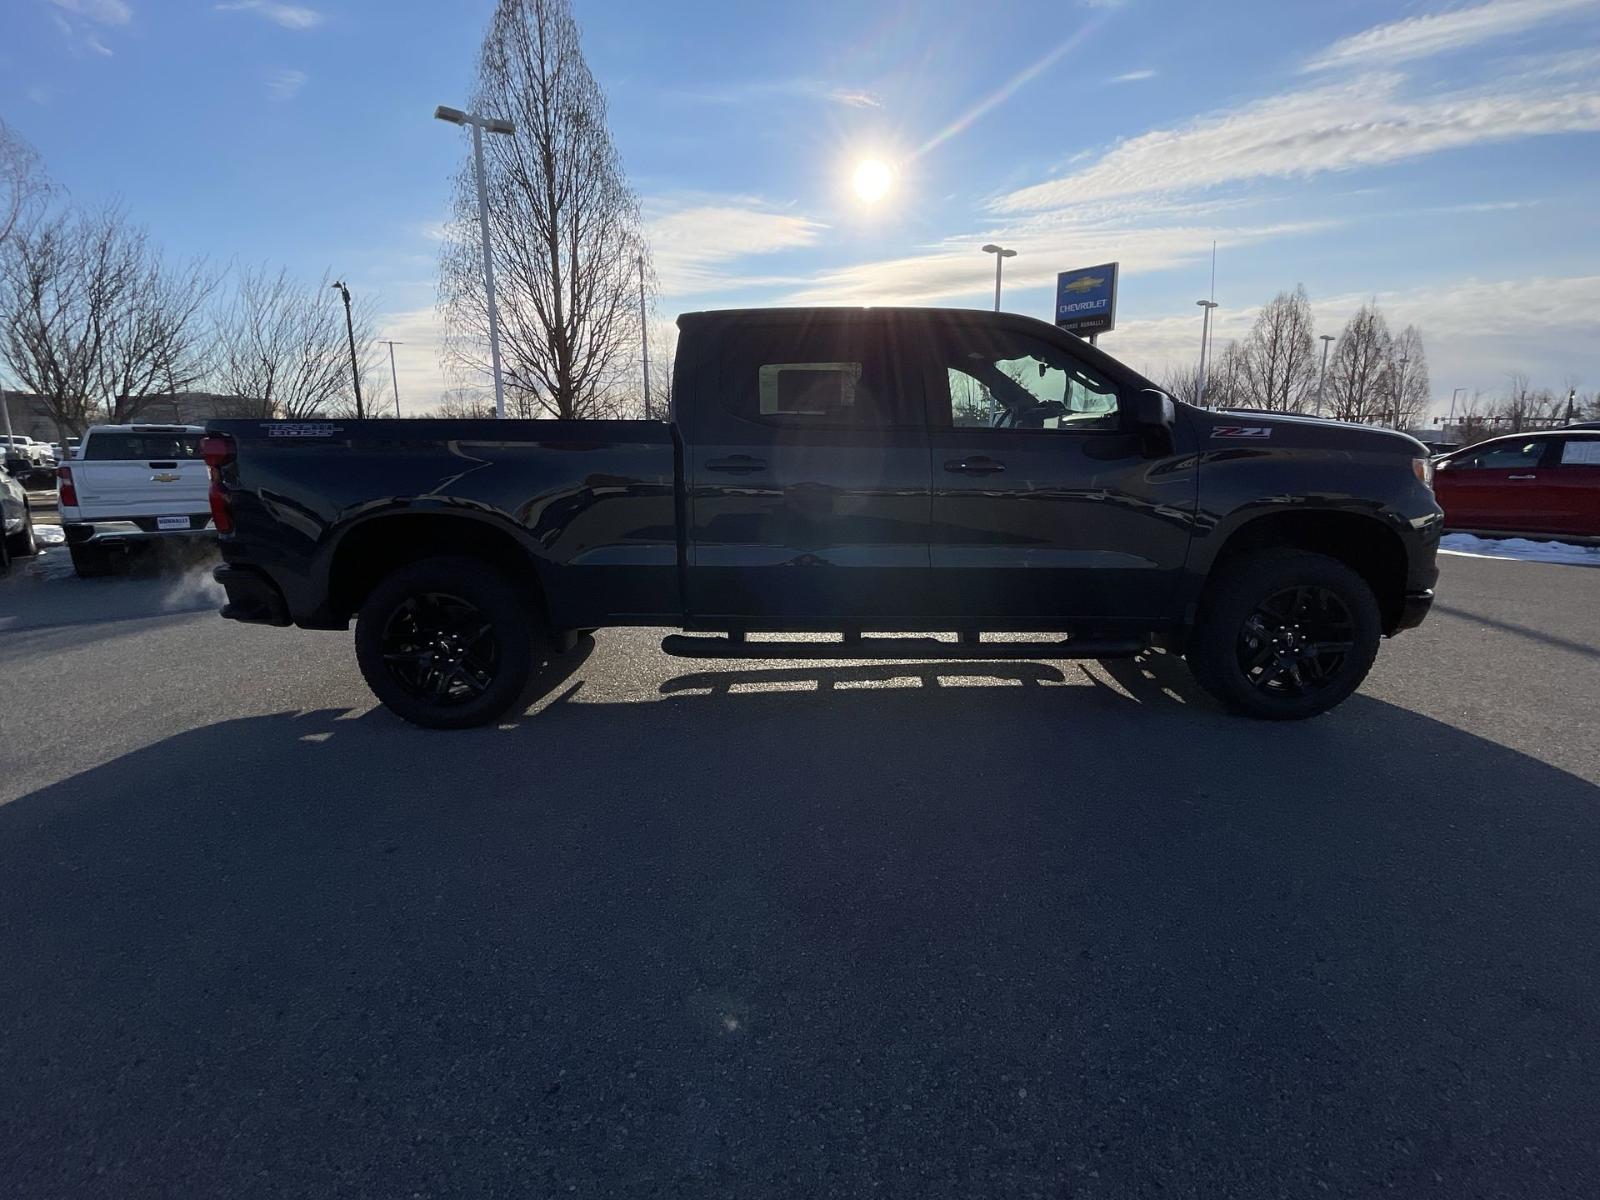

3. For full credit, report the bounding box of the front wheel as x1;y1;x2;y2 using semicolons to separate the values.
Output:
1186;549;1382;720
354;556;538;729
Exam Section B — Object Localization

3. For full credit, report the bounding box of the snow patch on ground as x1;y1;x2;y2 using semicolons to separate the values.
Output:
34;523;65;545
1440;533;1600;567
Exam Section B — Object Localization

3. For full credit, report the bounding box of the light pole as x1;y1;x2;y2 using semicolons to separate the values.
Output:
1448;386;1465;432
436;104;515;418
379;340;404;417
1195;300;1219;407
637;254;651;420
330;280;364;419
981;243;1016;312
1317;333;1335;413
1392;356;1409;428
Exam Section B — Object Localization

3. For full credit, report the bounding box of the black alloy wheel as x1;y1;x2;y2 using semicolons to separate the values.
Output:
380;592;501;708
1236;585;1355;698
354;555;538;729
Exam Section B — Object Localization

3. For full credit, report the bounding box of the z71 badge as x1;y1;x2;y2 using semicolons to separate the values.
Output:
1211;425;1272;439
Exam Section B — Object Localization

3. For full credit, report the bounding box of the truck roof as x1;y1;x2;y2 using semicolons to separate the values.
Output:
676;306;1146;386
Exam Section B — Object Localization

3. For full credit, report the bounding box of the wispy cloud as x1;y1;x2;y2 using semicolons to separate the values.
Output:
780;214;1335;308
49;0;131;25
992;70;1600;212
1305;0;1600;72
48;0;129;57
646;196;827;296
266;68;308;100
1111;69;1157;83
673;78;881;109
214;0;324;30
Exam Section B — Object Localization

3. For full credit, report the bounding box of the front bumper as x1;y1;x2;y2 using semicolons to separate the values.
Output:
1394;588;1434;631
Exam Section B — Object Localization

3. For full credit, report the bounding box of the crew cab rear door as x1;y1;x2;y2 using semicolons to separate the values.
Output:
680;314;932;621
913;315;1196;622
73;428;211;521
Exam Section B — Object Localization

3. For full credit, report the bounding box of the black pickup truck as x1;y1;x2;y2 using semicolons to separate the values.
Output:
208;306;1441;727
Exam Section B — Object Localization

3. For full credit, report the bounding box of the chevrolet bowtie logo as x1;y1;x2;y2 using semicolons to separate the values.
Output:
151;472;180;483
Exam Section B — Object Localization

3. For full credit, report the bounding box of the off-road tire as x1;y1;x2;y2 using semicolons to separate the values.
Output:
354;556;538;730
1187;549;1382;720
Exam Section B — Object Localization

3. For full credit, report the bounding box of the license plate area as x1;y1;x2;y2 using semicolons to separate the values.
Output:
157;515;192;531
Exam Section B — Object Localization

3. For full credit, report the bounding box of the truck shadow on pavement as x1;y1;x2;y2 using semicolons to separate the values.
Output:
2;657;1598;1198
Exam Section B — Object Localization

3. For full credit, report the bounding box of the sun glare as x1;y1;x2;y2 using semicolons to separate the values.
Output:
852;158;894;205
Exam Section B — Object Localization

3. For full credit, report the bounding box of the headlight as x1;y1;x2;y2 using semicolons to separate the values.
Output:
1412;456;1434;488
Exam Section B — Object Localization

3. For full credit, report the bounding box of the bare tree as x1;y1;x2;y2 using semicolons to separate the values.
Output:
92;221;217;424
1381;324;1430;430
0;212;101;435
1325;303;1393;424
436;388;498;418
439;0;651;420
1239;285;1317;412
0;118;50;250
214;267;373;419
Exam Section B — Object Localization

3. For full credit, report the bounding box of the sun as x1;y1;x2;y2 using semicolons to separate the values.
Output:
851;158;894;205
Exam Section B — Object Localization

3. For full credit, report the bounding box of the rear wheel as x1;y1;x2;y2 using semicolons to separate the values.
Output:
354;556;538;729
70;543;116;578
1187;549;1381;720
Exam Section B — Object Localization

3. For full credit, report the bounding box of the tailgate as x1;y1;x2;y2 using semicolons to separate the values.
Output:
74;431;211;520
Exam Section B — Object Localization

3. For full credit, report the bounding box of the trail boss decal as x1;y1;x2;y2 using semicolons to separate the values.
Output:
266;423;346;439
1212;425;1273;440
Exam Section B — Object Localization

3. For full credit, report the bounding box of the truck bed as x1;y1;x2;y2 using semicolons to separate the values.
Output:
209;418;679;630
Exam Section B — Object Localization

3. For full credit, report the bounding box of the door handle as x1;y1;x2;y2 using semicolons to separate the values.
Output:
1508;474;1538;480
944;457;1006;475
706;455;766;474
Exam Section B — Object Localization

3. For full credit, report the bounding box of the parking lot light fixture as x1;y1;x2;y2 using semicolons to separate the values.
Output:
1195;300;1219;407
436;103;517;418
982;244;1017;312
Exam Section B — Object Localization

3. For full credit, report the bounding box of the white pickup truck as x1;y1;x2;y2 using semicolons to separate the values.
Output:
56;424;216;577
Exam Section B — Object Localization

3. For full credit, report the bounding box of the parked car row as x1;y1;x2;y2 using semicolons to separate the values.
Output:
1432;428;1600;540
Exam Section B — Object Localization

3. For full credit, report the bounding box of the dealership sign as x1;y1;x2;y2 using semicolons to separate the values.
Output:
1055;262;1119;336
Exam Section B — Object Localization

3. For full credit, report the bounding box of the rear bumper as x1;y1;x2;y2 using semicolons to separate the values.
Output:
214;564;292;626
63;519;216;546
1394;588;1434;632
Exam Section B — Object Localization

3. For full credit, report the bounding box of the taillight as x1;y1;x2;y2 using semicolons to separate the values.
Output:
200;434;236;469
56;465;78;506
202;433;237;534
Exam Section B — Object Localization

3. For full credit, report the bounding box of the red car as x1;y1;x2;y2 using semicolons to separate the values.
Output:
1433;429;1600;539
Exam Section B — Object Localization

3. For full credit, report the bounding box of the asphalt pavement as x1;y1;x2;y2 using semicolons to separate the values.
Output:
1;545;1597;1198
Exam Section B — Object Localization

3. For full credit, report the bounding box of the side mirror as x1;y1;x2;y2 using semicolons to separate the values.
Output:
1135;389;1176;457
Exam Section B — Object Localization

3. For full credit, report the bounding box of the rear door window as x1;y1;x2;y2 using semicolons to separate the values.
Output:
84;433;205;461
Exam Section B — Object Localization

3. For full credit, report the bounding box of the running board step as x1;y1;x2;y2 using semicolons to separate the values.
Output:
660;634;1147;661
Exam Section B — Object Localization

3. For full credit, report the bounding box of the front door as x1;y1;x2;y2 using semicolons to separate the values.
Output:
918;318;1196;622
683;316;931;623
1435;437;1557;532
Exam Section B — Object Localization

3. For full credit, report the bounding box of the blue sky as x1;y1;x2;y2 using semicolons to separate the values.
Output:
4;0;1599;414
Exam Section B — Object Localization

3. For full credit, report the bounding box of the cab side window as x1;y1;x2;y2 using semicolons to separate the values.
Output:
934;330;1121;432
718;325;909;429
